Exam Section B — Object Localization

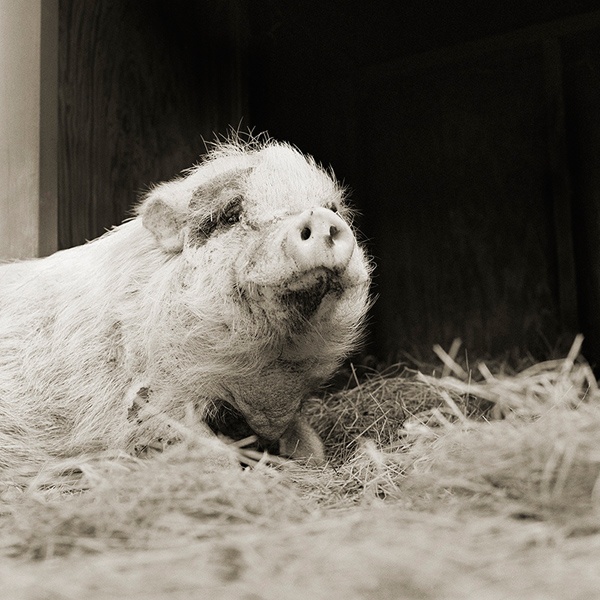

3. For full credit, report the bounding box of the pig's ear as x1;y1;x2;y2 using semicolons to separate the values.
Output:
140;195;186;253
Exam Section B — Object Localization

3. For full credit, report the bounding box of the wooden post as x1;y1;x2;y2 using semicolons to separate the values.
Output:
39;0;59;257
0;0;58;261
542;38;579;333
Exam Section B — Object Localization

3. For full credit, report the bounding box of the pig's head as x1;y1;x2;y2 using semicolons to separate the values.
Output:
138;138;371;442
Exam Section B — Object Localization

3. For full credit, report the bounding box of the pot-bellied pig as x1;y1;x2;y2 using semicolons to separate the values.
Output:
0;137;371;473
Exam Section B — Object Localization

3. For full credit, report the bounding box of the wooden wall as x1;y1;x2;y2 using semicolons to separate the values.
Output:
0;0;43;260
55;0;600;365
563;30;600;368
248;2;600;365
358;44;570;357
58;0;247;248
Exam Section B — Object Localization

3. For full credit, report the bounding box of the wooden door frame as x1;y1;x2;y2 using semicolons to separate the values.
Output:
39;0;59;257
0;0;58;261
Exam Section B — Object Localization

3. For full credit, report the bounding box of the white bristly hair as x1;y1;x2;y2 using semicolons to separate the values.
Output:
0;135;372;475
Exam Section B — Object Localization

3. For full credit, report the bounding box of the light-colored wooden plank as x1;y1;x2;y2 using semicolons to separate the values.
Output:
0;0;42;260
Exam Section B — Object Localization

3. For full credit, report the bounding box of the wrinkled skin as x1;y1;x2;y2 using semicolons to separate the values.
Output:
0;137;371;472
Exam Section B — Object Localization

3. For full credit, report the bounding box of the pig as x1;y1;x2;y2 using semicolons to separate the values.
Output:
0;136;371;475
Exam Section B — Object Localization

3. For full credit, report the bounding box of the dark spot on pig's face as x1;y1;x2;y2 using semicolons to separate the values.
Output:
189;196;244;246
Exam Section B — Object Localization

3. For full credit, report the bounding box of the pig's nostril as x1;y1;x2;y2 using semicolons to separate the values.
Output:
288;207;354;274
300;227;312;241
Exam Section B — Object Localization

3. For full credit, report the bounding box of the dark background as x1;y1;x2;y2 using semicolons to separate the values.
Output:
57;0;600;366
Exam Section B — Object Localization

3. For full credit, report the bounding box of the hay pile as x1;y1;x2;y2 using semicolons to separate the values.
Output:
2;336;600;599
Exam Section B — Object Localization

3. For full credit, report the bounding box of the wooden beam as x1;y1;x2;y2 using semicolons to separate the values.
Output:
0;0;58;261
0;0;41;260
543;38;579;332
39;0;59;257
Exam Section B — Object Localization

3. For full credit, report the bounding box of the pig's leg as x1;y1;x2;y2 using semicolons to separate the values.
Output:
128;387;240;470
279;413;325;466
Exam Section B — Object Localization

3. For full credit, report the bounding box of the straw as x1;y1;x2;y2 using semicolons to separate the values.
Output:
2;337;600;598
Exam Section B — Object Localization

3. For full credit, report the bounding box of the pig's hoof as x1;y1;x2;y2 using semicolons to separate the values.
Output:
187;435;241;471
279;413;325;466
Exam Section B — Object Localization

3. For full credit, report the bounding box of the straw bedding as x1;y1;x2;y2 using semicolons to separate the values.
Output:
2;335;600;599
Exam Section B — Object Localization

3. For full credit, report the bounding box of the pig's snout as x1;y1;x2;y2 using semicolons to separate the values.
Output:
286;207;354;274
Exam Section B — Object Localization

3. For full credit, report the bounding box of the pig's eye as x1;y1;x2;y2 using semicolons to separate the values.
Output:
197;217;218;238
221;196;243;225
325;202;339;214
194;197;243;242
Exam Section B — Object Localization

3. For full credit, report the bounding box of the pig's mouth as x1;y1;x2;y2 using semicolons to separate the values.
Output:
281;267;343;317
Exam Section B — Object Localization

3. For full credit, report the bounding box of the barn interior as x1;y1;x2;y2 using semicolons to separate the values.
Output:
6;0;600;368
